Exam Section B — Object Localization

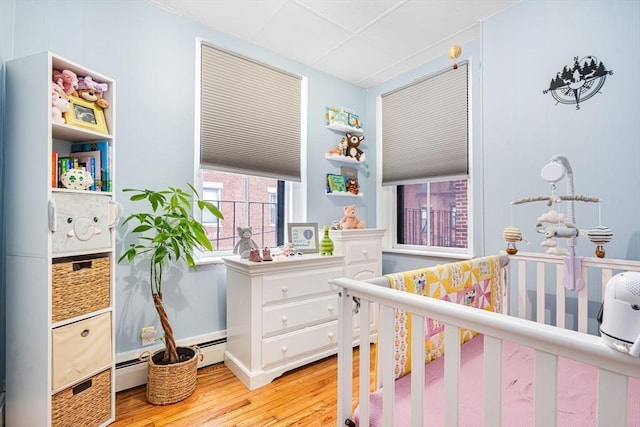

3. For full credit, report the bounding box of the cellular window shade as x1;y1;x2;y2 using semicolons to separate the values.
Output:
200;44;302;182
381;62;468;185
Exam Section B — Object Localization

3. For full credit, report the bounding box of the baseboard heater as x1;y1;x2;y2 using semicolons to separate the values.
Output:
115;338;226;392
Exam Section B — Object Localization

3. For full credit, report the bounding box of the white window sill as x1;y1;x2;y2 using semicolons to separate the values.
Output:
382;247;473;260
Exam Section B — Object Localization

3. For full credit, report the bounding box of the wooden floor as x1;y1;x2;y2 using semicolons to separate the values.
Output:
112;345;374;427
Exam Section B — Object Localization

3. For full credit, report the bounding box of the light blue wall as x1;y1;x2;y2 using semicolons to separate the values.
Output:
7;0;366;356
0;0;16;397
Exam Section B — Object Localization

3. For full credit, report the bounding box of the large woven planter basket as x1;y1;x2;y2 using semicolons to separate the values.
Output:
140;346;202;405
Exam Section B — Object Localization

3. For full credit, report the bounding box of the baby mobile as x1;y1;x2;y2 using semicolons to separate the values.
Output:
503;155;613;291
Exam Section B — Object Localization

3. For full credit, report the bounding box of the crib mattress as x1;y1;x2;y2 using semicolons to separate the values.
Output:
356;335;640;427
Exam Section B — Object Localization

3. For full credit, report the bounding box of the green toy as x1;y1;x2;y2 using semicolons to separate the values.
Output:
319;225;334;256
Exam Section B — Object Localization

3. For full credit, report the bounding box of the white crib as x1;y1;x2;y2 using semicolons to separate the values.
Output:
333;252;640;427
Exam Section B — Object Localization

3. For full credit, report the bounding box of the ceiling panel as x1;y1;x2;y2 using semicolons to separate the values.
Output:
147;0;519;87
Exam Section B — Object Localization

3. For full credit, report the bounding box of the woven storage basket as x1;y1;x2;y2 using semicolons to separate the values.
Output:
52;255;110;322
52;368;111;427
142;346;202;405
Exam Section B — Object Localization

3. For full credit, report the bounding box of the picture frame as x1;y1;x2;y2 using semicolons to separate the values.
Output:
287;222;319;254
64;95;109;135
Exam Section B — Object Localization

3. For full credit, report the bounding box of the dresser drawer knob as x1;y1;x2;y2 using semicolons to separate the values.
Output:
281;315;288;323
327;332;335;340
362;249;368;256
327;305;334;312
81;329;90;338
281;346;288;353
281;286;288;293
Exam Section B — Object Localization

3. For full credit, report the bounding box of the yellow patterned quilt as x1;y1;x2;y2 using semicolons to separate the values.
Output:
380;255;503;381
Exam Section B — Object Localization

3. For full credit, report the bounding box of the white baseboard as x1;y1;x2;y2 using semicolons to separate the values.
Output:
115;336;226;392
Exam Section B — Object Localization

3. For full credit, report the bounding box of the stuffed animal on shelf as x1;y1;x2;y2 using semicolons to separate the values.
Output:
233;226;260;259
327;136;348;157
345;133;365;162
345;176;359;195
339;204;366;229
76;76;109;109
51;83;70;124
52;69;79;96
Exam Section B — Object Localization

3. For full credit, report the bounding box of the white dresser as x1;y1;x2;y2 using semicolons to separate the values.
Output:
329;228;386;280
224;254;346;390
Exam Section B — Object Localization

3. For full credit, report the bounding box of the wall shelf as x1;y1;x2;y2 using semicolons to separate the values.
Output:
326;123;363;134
325;191;363;198
324;154;363;164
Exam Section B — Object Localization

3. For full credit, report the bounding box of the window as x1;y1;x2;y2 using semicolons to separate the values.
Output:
197;41;306;256
202;185;221;226
201;170;281;252
380;62;470;254
397;180;467;249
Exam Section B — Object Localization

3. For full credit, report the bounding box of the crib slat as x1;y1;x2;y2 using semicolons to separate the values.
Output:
337;289;354;426
444;324;460;427
483;335;503;427
518;259;527;319
410;314;425;427
597;369;628;426
534;350;558;427
358;299;371;427
536;262;545;323
380;304;395;427
555;264;565;329
578;265;589;333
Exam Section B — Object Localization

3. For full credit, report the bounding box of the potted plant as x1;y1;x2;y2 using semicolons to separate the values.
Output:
118;184;223;404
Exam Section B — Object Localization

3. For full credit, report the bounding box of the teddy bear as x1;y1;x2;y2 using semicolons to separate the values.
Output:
52;69;79;96
339;204;366;229
75;76;109;109
345;176;359;195
51;83;70;124
345;133;365;162
233;226;260;259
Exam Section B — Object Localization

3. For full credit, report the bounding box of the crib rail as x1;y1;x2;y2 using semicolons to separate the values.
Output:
508;252;640;333
334;255;640;427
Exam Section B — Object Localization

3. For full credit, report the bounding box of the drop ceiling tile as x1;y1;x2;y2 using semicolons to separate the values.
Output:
252;1;352;65
163;0;288;41
296;0;406;32
357;62;413;88
404;25;480;69
312;35;403;84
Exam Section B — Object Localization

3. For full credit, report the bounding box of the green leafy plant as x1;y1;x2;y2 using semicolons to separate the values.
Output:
118;184;223;364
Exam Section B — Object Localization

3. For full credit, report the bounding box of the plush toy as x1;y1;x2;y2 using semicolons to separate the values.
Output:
233;226;260;259
345;176;359;195
76;76;109;109
52;69;79;96
345;133;365;162
339;204;366;229
51;83;70;124
327;136;347;157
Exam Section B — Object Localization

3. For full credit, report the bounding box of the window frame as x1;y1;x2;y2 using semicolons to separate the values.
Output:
193;38;308;264
376;64;474;259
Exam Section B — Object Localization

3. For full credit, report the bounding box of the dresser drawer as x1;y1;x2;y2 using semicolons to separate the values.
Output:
263;294;338;337
262;320;339;367
262;266;343;304
345;262;380;281
344;241;379;264
52;312;112;391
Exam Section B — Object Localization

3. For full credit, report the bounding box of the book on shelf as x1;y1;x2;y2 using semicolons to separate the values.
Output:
52;151;58;188
70;151;100;191
326;173;347;193
70;140;111;192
